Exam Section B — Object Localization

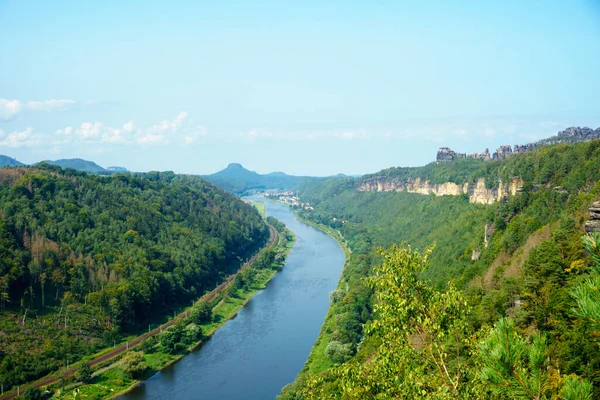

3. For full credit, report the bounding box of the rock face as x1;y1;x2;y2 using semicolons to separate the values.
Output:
585;201;600;234
493;145;513;160
556;126;600;141
437;126;600;164
366;126;600;205
468;148;491;161
513;143;535;154
436;147;466;163
357;177;523;205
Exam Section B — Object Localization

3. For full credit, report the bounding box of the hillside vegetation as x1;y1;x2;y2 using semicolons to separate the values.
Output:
0;165;269;388
40;159;110;174
360;135;600;191
282;139;600;399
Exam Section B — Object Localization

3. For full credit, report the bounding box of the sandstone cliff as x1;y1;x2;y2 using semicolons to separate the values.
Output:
585;201;600;234
357;177;523;205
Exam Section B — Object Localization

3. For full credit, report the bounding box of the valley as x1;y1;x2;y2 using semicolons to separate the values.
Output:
2;126;600;399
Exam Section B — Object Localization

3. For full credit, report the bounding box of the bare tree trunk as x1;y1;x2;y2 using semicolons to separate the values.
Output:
22;308;28;325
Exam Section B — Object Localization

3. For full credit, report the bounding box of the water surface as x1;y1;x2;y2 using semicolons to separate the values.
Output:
119;199;344;400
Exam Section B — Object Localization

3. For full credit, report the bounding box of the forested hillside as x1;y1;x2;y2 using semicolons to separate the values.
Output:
282;139;600;399
40;158;110;174
359;126;600;190
0;165;269;388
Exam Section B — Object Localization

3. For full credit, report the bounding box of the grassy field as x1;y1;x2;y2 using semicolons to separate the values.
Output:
250;200;267;218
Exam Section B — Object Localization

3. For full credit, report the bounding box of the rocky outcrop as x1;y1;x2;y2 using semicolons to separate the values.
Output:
493;145;513;160
513;143;535;154
357;177;523;205
468;148;491;161
555;126;600;142
436;147;466;163
364;126;600;205
437;126;600;164
357;178;468;197
585;201;600;234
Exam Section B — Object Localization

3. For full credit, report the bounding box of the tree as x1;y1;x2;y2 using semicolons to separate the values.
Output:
190;302;212;324
140;336;157;354
572;233;600;328
303;245;474;399
122;351;148;379
477;318;593;399
223;282;237;299
187;323;202;342
325;341;353;364
158;323;185;354
75;362;92;383
21;387;44;400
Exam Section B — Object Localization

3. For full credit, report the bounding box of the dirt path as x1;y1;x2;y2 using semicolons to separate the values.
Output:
0;224;277;400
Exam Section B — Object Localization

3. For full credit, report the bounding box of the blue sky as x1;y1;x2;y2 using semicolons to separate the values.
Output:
1;1;599;176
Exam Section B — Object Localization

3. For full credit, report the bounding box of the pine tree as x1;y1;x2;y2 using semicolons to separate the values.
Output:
571;233;600;328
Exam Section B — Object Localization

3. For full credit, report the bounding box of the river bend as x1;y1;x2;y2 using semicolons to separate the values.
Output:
119;199;345;400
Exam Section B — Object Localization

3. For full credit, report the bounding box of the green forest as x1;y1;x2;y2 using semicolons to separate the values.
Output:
281;140;600;399
0;165;269;389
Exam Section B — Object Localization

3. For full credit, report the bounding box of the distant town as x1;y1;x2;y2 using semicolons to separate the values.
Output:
264;190;315;210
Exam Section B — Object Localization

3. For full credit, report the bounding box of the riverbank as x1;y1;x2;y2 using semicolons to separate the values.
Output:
114;198;345;400
280;212;354;393
294;214;351;259
44;224;295;400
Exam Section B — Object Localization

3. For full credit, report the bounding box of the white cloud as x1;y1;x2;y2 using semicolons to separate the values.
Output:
173;111;188;129
0;99;22;121
146;112;190;134
333;130;369;140
50;111;207;148
77;122;104;138
0;98;103;121
336;131;355;140
137;134;168;145
184;125;208;144
102;127;126;144
242;129;273;141
26;99;75;111
123;120;134;133
483;128;496;138
0;127;39;147
56;126;73;135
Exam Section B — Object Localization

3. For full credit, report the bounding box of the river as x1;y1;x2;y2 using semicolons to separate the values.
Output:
118;199;345;400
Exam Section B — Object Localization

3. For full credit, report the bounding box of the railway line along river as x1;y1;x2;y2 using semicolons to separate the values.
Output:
118;198;345;400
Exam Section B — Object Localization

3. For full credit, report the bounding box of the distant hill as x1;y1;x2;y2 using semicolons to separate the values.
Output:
107;166;129;172
39;158;110;174
203;163;319;194
0;155;25;167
